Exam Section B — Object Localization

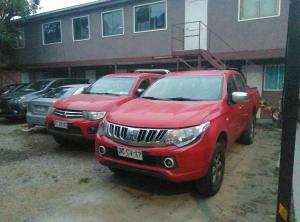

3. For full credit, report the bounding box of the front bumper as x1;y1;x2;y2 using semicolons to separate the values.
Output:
46;114;102;141
95;134;215;183
1;102;27;118
26;112;46;126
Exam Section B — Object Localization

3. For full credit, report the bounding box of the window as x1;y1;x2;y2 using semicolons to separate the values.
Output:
227;76;238;104
15;28;25;48
42;21;62;45
264;64;285;90
134;1;167;33
73;16;90;41
235;74;246;91
102;9;124;37
239;0;280;21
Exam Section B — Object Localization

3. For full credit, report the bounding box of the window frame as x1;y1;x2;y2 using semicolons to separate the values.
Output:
263;64;285;91
72;15;90;42
101;8;125;38
133;0;168;34
15;27;25;49
238;0;281;22
42;20;63;45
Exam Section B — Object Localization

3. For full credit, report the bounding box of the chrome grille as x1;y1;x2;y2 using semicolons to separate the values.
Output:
32;105;49;114
107;122;168;147
54;108;83;119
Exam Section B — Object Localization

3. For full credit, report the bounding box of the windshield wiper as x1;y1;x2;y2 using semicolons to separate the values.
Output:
165;97;200;101
142;96;162;100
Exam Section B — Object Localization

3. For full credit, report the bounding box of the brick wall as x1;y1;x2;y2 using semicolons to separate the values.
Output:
0;70;21;89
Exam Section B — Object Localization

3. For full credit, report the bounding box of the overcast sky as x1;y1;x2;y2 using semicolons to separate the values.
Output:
38;0;99;13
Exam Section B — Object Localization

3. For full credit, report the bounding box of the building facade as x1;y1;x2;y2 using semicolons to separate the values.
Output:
15;0;289;112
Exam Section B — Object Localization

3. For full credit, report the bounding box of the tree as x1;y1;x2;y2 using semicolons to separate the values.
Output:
0;0;40;67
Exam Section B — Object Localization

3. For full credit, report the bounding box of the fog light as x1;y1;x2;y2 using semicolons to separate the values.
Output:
87;126;97;134
163;157;176;169
98;146;106;156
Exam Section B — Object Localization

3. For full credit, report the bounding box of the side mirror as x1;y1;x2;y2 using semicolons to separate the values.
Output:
135;88;145;97
232;92;249;104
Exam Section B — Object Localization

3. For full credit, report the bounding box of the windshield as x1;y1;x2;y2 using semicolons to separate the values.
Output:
87;77;136;96
43;87;77;99
22;80;51;92
142;75;223;101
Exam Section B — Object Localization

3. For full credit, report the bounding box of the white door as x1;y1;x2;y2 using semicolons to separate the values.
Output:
184;0;208;50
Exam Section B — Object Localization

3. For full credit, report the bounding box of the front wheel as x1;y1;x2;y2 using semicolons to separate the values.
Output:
238;116;256;145
195;141;225;197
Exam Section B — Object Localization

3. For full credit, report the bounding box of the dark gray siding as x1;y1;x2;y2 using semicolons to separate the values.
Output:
207;0;289;53
16;0;289;66
16;0;185;65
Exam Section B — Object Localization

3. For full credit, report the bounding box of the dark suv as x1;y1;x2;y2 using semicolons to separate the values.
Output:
2;78;89;119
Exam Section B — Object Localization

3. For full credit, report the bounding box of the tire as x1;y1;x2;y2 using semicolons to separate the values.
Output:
195;141;225;197
109;167;124;175
53;135;68;146
238;116;256;145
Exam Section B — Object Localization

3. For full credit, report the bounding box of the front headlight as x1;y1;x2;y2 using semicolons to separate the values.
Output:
48;106;56;115
98;118;109;136
164;122;210;148
83;111;106;121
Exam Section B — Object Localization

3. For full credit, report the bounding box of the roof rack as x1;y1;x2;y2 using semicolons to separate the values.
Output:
134;69;171;75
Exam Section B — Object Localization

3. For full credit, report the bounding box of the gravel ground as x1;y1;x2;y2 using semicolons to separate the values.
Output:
0;117;281;222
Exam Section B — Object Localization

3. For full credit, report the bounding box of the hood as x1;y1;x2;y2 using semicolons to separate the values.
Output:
107;99;222;129
53;94;133;112
30;98;56;107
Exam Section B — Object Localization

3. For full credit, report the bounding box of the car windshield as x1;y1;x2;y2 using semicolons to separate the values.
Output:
142;75;223;101
87;77;136;96
43;87;77;99
22;80;51;92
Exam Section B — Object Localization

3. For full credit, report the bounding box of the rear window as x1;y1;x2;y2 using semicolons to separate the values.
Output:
43;87;77;99
87;77;136;96
22;80;51;92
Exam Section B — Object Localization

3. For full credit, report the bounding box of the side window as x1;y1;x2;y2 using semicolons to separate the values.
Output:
235;74;246;92
227;76;238;104
135;78;150;96
151;77;159;82
50;80;64;89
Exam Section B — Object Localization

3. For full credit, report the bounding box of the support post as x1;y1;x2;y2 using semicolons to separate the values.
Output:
197;55;202;70
276;0;300;221
67;66;71;77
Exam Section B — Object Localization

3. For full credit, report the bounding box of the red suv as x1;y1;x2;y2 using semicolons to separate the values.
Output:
95;70;259;196
46;73;160;145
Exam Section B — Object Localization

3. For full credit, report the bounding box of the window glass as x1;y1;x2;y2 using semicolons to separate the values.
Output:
143;75;223;101
15;28;25;48
73;16;89;40
264;64;285;90
43;87;77;99
135;1;166;32
227;76;238;103
21;80;51;92
240;0;280;20
88;77;136;96
235;74;246;91
43;21;62;44
102;9;124;36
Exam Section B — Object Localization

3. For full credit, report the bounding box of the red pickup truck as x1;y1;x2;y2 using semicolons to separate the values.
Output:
46;73;160;144
95;70;260;196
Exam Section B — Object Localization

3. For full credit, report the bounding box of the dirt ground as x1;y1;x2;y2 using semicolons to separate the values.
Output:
0;117;281;222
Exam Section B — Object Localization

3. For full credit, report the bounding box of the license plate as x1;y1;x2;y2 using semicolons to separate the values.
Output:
117;146;143;161
35;106;47;112
54;120;69;129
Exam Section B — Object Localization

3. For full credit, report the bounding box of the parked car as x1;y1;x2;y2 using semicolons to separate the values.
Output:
46;73;161;145
1;78;89;119
27;84;89;126
0;83;29;113
95;70;260;196
0;83;27;96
